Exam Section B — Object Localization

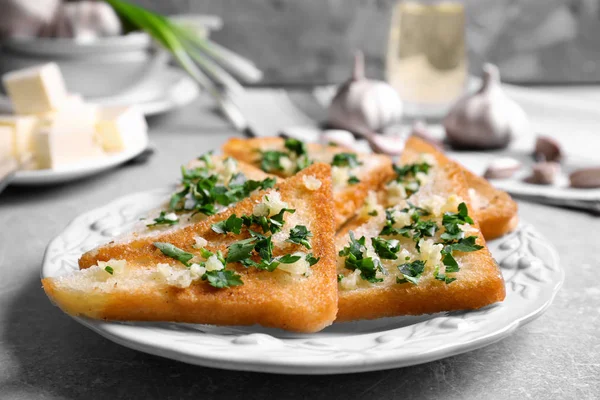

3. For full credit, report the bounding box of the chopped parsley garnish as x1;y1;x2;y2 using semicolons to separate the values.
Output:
331;152;361;168
154;242;194;267
260;150;288;173
368;210;378;216
371;237;400;260
347;176;360;185
168;154;275;217
104;266;114;275
396;260;426;285
279;254;302;264
391;161;432;197
225;238;257;263
241;208;295;234
259;139;312;175
284;138;307;156
203;270;243;288
211;214;243;235
337;274;344;282
287;225;312;249
306;253;320;266
434;266;457;284
147;211;179;227
380;207;438;248
393;162;431;180
338;232;385;283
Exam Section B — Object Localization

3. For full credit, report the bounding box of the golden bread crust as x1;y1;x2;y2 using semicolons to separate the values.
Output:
44;163;338;333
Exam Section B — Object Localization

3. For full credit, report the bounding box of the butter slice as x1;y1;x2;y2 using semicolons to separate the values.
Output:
2;63;68;115
0;126;14;160
96;106;148;152
0;115;37;161
35;105;104;169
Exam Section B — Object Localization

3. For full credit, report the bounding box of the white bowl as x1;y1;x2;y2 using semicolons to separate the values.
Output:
0;32;168;98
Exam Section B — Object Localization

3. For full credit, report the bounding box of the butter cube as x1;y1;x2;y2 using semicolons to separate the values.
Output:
0;126;14;160
0;115;37;161
35;104;104;169
2;63;68;115
96;106;148;152
36;93;84;119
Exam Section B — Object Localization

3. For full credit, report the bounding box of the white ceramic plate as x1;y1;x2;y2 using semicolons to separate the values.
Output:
41;188;564;374
12;136;148;185
0;67;199;117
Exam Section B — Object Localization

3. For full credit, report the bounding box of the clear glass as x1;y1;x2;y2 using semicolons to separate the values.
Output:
386;1;467;115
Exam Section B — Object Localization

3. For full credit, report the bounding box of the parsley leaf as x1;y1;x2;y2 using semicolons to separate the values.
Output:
396;260;426;285
444;236;484;253
104;266;114;275
147;211;179;227
434;265;457;284
287;225;313;249
306;253;320;266
154;242;194;267
371;237;400;260
279;254;302;264
441;251;460;272
225;238;257;263
203;270;243;288
393;162;431;181
211;214;243;234
260;150;288;173
347;176;360;185
331;152;361;168
284;138;307;156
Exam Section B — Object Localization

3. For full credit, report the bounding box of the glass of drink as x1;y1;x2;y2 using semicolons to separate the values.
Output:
386;0;467;117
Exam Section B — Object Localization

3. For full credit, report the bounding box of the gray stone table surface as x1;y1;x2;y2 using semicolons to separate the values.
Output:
1;92;599;400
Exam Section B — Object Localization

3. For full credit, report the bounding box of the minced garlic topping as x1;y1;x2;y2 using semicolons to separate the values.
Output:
302;174;322;190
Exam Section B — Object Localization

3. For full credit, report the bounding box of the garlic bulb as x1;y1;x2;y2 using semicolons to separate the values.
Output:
444;63;530;150
0;0;60;39
328;51;403;133
41;1;122;39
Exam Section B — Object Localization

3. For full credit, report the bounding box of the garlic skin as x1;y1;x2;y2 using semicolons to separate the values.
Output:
444;64;530;150
328;51;403;133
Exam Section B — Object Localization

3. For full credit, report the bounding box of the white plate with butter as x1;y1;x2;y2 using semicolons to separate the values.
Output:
0;67;199;117
41;188;564;374
12;135;148;185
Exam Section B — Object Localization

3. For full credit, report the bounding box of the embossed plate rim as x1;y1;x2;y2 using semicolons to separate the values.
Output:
41;188;564;374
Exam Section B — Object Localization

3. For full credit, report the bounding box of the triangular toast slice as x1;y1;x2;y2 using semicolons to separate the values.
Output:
335;137;505;322
222;137;394;228
43;163;338;333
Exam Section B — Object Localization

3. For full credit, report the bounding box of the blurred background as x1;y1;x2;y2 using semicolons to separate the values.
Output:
132;0;600;85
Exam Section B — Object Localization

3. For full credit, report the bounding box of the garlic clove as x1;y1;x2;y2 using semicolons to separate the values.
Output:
321;129;358;150
328;51;403;134
444;63;530;150
524;162;560;185
534;135;562;163
483;157;522;180
569;167;600;188
410;121;444;150
369;134;406;156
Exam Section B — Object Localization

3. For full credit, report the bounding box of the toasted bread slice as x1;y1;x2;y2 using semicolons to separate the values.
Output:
335;137;505;322
222;137;394;228
43;163;338;333
462;169;518;240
